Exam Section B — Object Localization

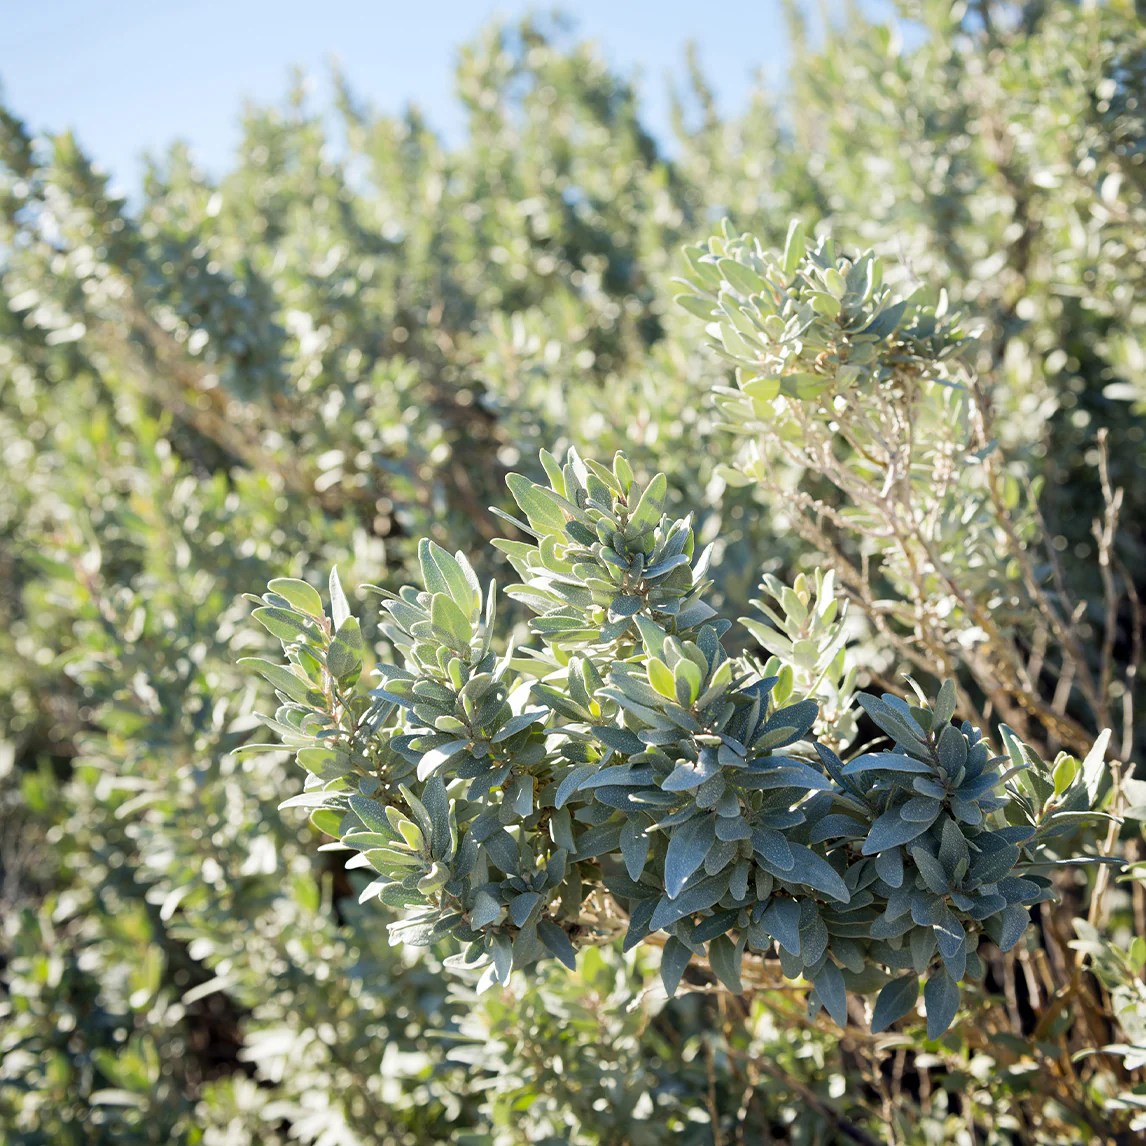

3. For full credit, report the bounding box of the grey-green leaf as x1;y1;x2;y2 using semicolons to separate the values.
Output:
871;973;919;1033
924;968;961;1038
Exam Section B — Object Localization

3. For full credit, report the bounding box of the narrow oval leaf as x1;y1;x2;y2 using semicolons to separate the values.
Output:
871;974;919;1033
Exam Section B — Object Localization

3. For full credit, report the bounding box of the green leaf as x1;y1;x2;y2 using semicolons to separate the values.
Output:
932;679;957;728
506;473;567;534
431;593;473;650
620;818;650;881
660;936;693;997
664;816;716;898
329;567;351;629
650;875;727;930
648;657;676;699
814;961;848;1027
997;905;1029;952
491;709;547;743
267;578;323;616
348;795;391;835
787;844;850;902
751;826;794;872
555;766;596;809
1080;728;1111;804
708;934;744;993
252;606;314;642
924;969;960;1038
871;974;919;1033
862;808;930;854
676;293;716;320
782;219;806;276
417;739;468;782
909;846;950;895
327;617;363;680
419;540;480;612
843;752;932;776
593;726;645;755
937;725;968;773
628;472;667;537
509;891;542;927
239;657;312;704
762;899;802;955
538;920;577;970
674;658;703;706
875;846;904;888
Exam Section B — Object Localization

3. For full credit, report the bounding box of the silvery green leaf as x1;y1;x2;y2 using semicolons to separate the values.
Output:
855;694;927;753
814;960;848;1026
650;875;727;930
664;815;717;898
531;921;577;967
579;764;653;790
328;566;351;630
913;777;947;799
422;777;452;858
997;876;1042;904
862;808;930;854
875;846;904;888
347;795;390;834
571;821;622;861
871;973;919;1033
969;836;1020;885
593;726;646;755
939;819;970;878
843;752;932;776
417;738;469;782
765;898;802;953
933;908;965;960
751;826;794;871
997;904;1030;952
901;796;942;824
252;606;314;643
491;709;547;742
490;934;513;984
280;790;346;812
910;924;937;974
931;680;958;728
470;889;502;929
483;828;519;872
809;814;867;843
267;577;323;616
506;473;567;533
799;909;829;966
715;817;753;842
660;936;693;997
708;934;744;993
937;725;968;773
509;891;542;927
620;818;650;881
663;753;721;791
909;846;950;895
741;759;834;792
628;472;667;535
1080;728;1111;804
240;657;313;704
555;766;596;808
924;968;961;1038
787;844;850;902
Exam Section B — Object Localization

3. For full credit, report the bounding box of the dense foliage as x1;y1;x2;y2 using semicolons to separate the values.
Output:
3;2;1146;1143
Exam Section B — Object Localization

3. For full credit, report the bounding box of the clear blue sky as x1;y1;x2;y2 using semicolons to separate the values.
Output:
0;1;896;193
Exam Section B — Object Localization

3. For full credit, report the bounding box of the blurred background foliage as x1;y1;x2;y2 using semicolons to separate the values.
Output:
1;1;1145;1142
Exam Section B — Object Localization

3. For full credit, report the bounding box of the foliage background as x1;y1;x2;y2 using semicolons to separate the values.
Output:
2;2;1145;1143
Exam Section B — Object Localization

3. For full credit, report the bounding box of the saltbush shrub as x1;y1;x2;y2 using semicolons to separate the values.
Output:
3;4;1145;1142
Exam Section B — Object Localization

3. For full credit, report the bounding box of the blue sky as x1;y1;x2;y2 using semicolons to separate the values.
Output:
0;2;893;192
